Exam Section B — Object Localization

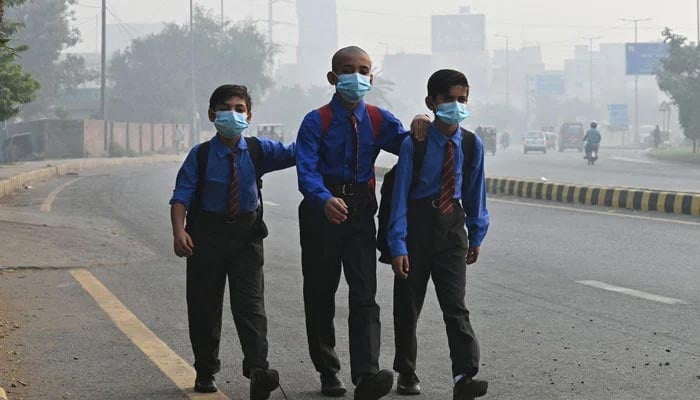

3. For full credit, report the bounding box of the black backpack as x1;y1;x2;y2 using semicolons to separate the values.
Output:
376;129;476;264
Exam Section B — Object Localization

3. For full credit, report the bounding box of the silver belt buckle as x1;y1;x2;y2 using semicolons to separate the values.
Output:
342;184;354;196
431;199;440;209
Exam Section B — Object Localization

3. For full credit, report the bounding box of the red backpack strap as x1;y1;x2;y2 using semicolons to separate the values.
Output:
365;104;384;138
317;104;334;137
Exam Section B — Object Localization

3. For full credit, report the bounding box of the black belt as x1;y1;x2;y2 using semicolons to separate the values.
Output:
326;182;371;197
409;197;460;211
196;209;259;224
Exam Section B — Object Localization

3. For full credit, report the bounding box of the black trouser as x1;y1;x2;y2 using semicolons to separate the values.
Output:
393;200;480;378
299;194;381;384
186;211;269;379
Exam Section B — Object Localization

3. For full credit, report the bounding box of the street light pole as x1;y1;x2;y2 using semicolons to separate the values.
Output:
190;0;198;144
220;0;224;41
697;0;699;46
582;36;602;108
495;34;510;108
621;17;652;145
100;0;107;149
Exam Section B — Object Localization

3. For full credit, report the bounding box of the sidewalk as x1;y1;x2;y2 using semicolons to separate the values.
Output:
0;155;182;199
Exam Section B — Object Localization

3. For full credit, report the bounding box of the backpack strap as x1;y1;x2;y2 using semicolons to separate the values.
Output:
190;140;211;214
365;104;384;138
461;128;476;182
244;136;263;189
410;137;428;187
318;104;334;137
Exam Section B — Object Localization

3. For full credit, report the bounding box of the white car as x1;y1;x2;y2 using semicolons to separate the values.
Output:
523;131;548;154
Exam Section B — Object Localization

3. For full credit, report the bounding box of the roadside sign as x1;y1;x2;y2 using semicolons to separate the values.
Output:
626;43;669;75
608;104;629;129
535;74;566;96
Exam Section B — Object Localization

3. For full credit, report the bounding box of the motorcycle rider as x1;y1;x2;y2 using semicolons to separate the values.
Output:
583;121;601;164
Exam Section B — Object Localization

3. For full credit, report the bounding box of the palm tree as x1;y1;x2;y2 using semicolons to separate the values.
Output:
366;68;395;108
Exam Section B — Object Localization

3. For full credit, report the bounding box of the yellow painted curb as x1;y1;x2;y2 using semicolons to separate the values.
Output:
0;387;7;400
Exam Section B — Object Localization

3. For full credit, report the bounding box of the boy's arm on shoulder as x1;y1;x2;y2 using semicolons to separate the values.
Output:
296;111;332;207
375;107;409;155
169;145;200;209
463;134;489;247
387;136;415;257
257;137;296;174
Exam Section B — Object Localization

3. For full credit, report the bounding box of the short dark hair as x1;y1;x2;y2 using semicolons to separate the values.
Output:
209;84;252;111
427;69;469;99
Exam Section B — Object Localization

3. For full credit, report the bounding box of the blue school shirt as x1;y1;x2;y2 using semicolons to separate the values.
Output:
296;94;409;208
388;124;490;256
170;134;295;213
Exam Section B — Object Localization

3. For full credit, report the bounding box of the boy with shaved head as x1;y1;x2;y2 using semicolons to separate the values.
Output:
295;46;430;399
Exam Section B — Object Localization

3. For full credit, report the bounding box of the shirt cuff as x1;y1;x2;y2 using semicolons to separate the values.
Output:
309;191;332;209
169;197;190;210
388;240;408;258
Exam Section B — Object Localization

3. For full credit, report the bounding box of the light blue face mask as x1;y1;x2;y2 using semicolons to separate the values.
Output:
435;101;471;125
214;111;249;138
336;73;372;103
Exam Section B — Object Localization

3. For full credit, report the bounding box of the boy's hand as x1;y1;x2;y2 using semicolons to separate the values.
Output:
392;256;410;279
466;247;480;265
324;197;348;224
173;230;194;258
410;114;431;141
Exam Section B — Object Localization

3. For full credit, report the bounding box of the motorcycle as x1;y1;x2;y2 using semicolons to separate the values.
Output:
585;143;599;166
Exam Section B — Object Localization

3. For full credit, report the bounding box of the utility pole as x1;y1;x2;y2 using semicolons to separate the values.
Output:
220;0;224;42
621;17;652;145
190;0;198;144
268;0;273;44
495;34;510;108
582;36;602;108
101;0;107;148
697;0;699;46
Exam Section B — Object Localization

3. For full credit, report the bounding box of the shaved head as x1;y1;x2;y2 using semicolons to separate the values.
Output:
332;46;371;71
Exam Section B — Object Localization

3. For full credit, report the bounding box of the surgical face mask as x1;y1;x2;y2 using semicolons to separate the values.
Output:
214;111;249;138
335;73;372;103
435;101;470;125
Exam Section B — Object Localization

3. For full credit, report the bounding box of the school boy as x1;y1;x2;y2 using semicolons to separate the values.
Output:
170;84;295;399
295;46;429;399
387;69;490;400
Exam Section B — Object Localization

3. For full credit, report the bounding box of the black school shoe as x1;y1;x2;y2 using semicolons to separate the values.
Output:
194;375;218;393
354;369;394;400
250;368;280;400
321;372;347;396
453;377;488;400
396;372;421;395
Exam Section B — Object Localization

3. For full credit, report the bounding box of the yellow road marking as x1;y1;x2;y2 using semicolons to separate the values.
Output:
0;387;7;400
692;195;700;217
657;192;668;212
641;191;651;212
674;193;687;215
70;269;229;400
490;198;700;226
40;178;82;212
612;188;622;208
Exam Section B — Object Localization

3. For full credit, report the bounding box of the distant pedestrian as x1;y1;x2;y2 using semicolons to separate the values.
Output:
653;125;661;149
387;69;490;399
174;125;185;155
169;84;295;398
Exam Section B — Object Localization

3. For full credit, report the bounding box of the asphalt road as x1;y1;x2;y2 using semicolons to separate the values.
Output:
0;162;699;400
377;146;700;193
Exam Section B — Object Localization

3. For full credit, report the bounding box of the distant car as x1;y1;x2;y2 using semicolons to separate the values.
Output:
256;123;285;142
523;131;547;154
559;122;585;152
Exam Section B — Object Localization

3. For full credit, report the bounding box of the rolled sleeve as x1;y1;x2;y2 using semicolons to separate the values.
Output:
258;137;296;174
296;112;332;208
387;137;414;257
462;135;490;247
374;108;409;155
169;145;200;210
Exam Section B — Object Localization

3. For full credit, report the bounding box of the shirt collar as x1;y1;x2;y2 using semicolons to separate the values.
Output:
330;93;367;123
211;134;247;159
430;123;462;146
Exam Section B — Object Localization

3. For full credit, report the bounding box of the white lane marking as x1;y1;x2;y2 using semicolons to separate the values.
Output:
609;156;659;165
490;198;700;227
576;280;688;305
263;200;279;207
40;177;82;212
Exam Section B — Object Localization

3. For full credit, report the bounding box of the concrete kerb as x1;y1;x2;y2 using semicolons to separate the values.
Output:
374;166;700;217
0;155;182;200
0;387;7;400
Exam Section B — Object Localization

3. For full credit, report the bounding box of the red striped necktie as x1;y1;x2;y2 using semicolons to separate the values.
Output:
438;140;456;214
227;152;240;217
349;114;360;183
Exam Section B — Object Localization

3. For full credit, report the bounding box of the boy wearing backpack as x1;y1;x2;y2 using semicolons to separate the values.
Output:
386;70;489;399
170;84;295;399
296;46;430;399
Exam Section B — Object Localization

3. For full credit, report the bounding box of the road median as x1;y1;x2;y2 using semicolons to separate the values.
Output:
375;166;699;217
0;155;182;199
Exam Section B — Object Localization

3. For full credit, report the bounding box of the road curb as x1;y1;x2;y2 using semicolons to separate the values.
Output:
375;166;700;217
0;387;7;400
0;155;182;200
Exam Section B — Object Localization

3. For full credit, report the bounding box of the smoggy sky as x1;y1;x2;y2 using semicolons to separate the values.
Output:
70;0;698;68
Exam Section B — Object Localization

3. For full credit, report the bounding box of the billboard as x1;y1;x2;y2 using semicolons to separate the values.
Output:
608;104;629;129
535;74;566;96
431;14;486;53
626;43;669;75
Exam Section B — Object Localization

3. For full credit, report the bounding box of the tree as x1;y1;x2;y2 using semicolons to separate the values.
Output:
364;69;395;109
108;7;275;124
255;85;333;139
0;0;40;121
5;0;96;119
656;28;700;153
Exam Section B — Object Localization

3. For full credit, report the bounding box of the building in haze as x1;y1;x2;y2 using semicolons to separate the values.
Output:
294;0;338;87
